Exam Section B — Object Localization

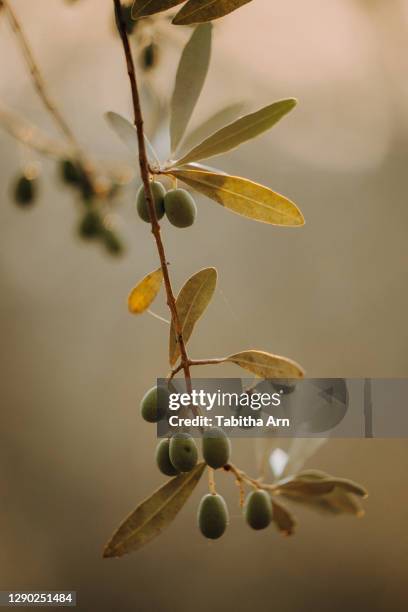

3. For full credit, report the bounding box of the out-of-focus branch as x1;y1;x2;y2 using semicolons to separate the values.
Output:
2;0;79;149
0;106;72;158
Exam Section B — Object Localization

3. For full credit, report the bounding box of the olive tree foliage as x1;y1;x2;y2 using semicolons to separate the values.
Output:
0;0;367;557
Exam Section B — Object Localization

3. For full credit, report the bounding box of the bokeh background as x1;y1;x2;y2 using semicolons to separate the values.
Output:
1;0;408;610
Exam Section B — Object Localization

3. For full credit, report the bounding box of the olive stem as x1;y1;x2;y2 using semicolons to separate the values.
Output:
114;0;193;396
208;468;216;495
168;357;229;381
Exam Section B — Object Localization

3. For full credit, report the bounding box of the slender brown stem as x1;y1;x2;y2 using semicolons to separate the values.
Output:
114;0;192;388
189;358;228;367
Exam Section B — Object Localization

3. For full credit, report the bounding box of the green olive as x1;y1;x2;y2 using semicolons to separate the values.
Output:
155;439;179;477
202;427;231;469
136;182;166;223
141;43;159;71
169;433;198;472
198;494;229;539
78;210;103;239
14;175;37;206
140;386;169;423
164;189;197;228
61;159;81;185
102;229;124;256
244;490;273;530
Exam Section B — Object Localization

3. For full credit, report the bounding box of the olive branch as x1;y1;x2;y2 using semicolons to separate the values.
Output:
102;0;368;557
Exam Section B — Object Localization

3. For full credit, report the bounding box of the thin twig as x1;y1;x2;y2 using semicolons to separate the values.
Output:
2;0;78;148
208;468;216;495
114;0;193;392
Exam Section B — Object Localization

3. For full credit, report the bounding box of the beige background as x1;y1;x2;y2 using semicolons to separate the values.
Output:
0;1;407;610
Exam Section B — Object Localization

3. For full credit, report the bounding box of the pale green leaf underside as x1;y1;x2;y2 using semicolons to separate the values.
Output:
174;99;297;166
105;111;138;153
105;111;157;162
173;0;253;25
132;0;185;18
178;101;246;157
170;23;212;154
103;463;206;558
227;350;305;379
168;169;305;226
169;267;217;365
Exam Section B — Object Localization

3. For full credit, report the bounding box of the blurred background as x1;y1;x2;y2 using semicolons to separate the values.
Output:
1;0;408;610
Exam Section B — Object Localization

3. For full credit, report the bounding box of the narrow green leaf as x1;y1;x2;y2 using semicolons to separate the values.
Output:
103;463;206;558
226;350;305;379
128;268;163;314
168;169;305;226
105;111;157;162
280;470;367;517
178;101;246;156
169;268;217;365
297;471;368;498
106;111;138;153
282;488;365;517
271;499;297;536
132;0;185;19
174;99;297;166
170;23;212;154
173;0;253;25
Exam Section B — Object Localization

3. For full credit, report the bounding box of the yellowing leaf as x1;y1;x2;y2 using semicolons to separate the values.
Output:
103;463;206;558
173;0;253;24
128;268;163;314
169;268;217;365
168;169;304;226
132;0;185;18
227;350;305;379
170;23;212;154
178;101;246;157
174;99;297;166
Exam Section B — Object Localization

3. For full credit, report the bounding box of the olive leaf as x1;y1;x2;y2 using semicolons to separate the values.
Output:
279;470;367;517
178;101;246;157
271;499;297;536
282;488;365;517
296;470;368;498
226;350;305;379
169;267;217;365
170;23;212;154
105;111;157;162
173;99;297;166
128;268;163;314
132;0;185;18
103;462;206;558
173;0;253;25
167;169;304;226
106;111;138;153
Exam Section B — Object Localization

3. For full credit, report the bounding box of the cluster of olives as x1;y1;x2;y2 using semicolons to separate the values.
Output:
141;386;274;540
60;158;124;256
136;183;197;228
